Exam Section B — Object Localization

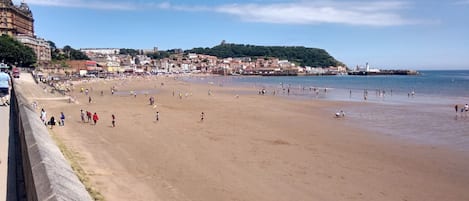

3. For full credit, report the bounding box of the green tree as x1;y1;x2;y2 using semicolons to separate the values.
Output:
147;51;171;59
186;43;345;67
53;45;89;60
0;34;37;66
120;48;139;56
48;40;63;60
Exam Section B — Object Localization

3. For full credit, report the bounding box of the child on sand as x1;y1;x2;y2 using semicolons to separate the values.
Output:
49;116;56;129
93;112;99;125
80;109;85;122
112;114;115;127
335;111;345;118
60;112;65;126
201;112;205;122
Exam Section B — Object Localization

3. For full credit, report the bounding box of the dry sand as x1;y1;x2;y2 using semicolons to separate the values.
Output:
38;76;469;201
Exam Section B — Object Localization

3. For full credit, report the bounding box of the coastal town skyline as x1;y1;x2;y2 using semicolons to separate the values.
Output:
14;0;469;70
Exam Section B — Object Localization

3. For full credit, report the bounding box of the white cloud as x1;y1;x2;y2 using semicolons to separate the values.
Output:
455;0;469;4
15;0;202;11
14;0;137;10
17;0;417;26
215;1;415;26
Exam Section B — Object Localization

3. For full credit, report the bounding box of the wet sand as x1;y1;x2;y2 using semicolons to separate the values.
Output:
40;76;469;201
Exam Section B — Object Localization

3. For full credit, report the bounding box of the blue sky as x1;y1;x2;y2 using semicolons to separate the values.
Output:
14;0;469;69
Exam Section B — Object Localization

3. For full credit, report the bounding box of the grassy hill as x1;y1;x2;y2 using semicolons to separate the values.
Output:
186;43;344;67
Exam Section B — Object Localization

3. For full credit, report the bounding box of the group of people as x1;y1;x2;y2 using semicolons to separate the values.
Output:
40;108;65;129
80;109;100;125
335;110;345;118
455;104;469;116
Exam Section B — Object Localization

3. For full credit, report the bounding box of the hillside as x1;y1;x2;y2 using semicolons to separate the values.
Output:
186;44;344;67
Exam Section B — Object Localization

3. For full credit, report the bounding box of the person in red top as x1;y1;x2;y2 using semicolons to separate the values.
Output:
92;112;99;125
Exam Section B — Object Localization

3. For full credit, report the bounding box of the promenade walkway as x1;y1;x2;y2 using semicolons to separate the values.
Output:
0;88;20;201
0;72;52;201
0;102;10;201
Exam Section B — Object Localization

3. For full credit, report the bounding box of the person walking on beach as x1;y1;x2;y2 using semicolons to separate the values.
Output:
86;111;92;123
88;96;92;103
201;112;205;122
49;116;56;129
111;114;116;127
92;112;99;125
80;109;85;122
40;108;47;125
149;96;155;105
60;112;65;126
156;111;160;122
455;105;458;114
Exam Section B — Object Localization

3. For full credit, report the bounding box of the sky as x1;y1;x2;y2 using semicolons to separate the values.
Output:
13;0;469;69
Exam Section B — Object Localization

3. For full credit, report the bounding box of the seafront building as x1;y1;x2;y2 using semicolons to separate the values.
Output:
15;34;51;62
0;0;34;36
81;48;121;55
1;0;51;65
79;49;346;76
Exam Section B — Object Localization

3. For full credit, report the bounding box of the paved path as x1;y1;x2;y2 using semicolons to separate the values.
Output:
0;103;10;200
0;73;34;201
0;99;19;201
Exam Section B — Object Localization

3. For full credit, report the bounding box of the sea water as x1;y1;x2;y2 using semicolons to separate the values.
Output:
185;70;469;151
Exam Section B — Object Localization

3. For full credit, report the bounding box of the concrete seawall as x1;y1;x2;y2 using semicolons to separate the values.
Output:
11;81;92;201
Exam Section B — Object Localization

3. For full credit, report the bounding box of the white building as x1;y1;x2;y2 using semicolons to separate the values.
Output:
15;34;51;62
81;48;120;55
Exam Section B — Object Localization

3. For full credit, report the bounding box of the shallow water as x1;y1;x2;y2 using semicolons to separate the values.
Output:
183;71;469;152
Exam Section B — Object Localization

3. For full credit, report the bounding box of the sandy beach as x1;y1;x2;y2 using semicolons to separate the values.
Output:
37;76;469;201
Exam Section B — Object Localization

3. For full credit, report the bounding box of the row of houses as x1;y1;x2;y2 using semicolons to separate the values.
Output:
59;49;347;76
